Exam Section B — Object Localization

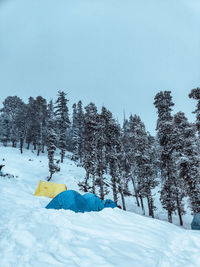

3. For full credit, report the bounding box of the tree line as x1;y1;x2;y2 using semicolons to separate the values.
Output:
0;88;200;225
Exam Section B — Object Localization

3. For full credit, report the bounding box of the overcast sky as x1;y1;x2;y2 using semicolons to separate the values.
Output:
0;0;200;134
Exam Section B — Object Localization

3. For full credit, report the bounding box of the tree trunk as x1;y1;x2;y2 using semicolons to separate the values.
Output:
168;210;172;223
33;142;37;150
176;196;183;226
131;177;140;207
112;177;118;205
61;149;64;163
12;140;16;147
85;172;89;184
80;155;83;164
48;154;54;181
42;143;45;153
37;147;40;156
20;138;24;154
119;188;126;210
92;174;96;194
147;194;155;218
3;140;7;147
140;196;145;215
150;197;155;218
177;206;183;226
147;196;151;216
27;142;30;150
47;172;52;181
99;176;104;201
83;171;90;192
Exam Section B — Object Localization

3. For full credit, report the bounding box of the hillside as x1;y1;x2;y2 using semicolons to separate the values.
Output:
0;147;200;266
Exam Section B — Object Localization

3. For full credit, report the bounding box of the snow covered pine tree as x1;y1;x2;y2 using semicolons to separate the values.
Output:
54;91;70;163
80;103;99;193
154;91;177;223
173;112;200;219
47;100;60;180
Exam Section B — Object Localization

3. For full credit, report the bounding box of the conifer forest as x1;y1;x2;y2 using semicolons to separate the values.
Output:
1;88;200;226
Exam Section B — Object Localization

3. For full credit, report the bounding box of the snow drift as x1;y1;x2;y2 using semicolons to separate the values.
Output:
0;147;200;266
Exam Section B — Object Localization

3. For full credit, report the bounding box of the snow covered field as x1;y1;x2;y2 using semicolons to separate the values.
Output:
1;147;200;266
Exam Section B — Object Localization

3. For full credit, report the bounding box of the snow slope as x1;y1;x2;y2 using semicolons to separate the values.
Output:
0;147;200;267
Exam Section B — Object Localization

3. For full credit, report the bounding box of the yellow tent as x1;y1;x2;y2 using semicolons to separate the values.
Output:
34;180;67;198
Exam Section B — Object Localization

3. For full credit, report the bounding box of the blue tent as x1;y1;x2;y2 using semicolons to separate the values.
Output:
82;193;104;212
103;199;117;208
46;190;90;213
191;214;200;230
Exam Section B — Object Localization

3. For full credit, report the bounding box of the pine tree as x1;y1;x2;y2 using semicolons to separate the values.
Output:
95;107;110;200
107;117;120;204
0;96;25;147
143;134;159;218
47;101;60;180
128;115;146;212
154;91;177;223
189;87;200;137
71;101;85;162
112;124;126;210
121;115;141;207
102;107;125;207
121;118;134;202
72;103;79;160
120;114;158;214
0;112;10;146
15;102;28;153
35;96;47;156
25;97;38;150
173;112;200;215
54;91;70;163
76;101;85;163
80;103;98;193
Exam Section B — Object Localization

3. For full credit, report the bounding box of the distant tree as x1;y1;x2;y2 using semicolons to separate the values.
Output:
154;91;177;223
72;103;78;159
15;102;28;153
72;101;85;162
35;96;47;156
76;101;85;162
143;134;159;218
47;101;60;180
105;108;120;204
100;107;126;208
121;117;134;204
80;103;98;193
0;96;25;147
25;97;38;150
173;112;200;215
111;123;126;210
54;91;70;163
128;115;157;215
95;107;110;200
120;114;159;215
189;87;200;136
121;116;141;207
128;115;146;212
0;112;10;146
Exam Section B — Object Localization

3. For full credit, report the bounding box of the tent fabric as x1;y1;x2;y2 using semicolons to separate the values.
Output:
82;193;104;212
191;214;200;230
103;199;117;209
34;180;67;198
46;190;91;213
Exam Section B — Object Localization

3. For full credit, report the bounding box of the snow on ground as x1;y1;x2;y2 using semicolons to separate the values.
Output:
1;146;200;267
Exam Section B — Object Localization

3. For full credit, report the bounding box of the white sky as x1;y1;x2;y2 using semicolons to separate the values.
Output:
0;0;200;134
